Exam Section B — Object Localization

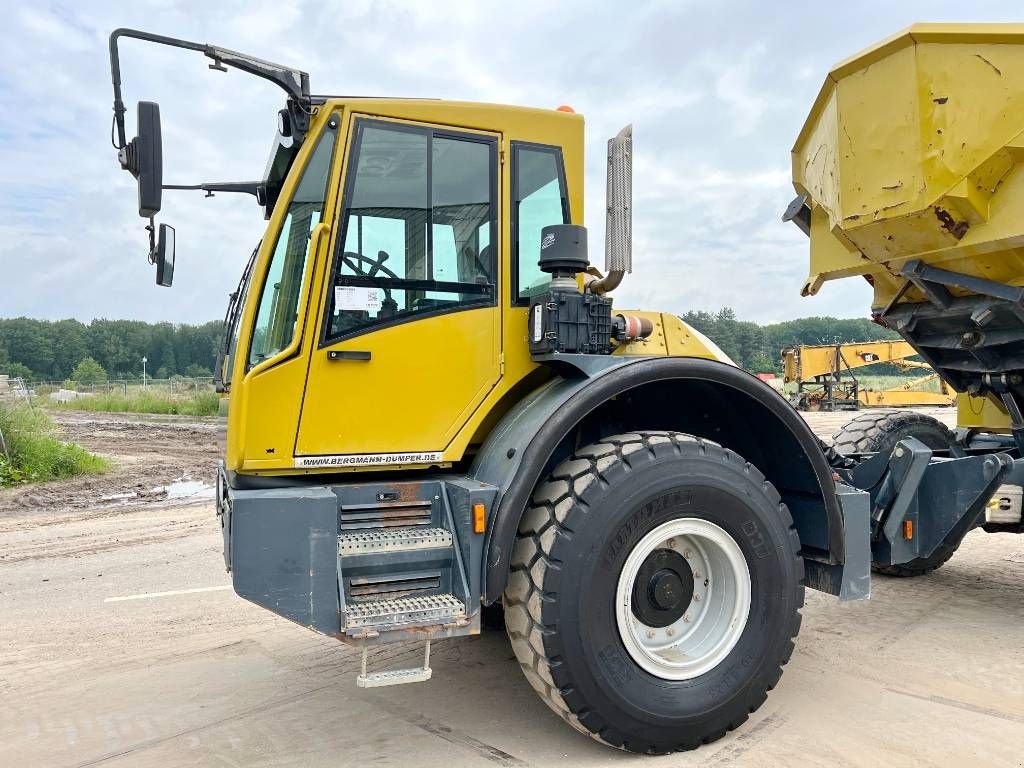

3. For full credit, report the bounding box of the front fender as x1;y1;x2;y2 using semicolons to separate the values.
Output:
471;355;847;603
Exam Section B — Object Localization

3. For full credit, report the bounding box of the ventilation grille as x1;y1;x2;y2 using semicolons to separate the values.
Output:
339;500;432;531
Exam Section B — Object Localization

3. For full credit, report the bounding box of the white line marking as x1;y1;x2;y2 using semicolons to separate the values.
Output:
104;585;233;603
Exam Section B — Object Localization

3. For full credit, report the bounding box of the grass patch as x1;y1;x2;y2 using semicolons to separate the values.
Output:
53;390;221;417
0;404;110;487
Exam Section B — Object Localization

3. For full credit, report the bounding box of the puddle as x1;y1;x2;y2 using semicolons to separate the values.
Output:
100;491;138;502
95;477;215;509
164;479;215;500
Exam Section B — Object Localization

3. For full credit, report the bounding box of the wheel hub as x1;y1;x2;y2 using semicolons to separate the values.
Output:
615;518;752;681
631;549;694;627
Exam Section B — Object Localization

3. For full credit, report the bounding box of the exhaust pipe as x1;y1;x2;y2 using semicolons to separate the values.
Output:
589;124;632;295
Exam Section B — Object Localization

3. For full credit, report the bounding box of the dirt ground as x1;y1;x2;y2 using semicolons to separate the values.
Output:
0;408;1022;766
0;411;221;522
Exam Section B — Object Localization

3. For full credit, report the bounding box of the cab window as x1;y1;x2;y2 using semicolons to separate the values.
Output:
512;143;569;304
325;119;497;341
248;121;337;368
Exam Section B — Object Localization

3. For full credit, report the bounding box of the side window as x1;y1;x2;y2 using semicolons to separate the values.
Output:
512;144;569;303
325;120;497;341
248;120;337;368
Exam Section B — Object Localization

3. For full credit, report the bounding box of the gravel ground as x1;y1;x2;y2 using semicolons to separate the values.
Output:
0;406;1021;767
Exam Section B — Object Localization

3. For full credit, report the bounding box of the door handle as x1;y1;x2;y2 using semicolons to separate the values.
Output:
327;350;371;361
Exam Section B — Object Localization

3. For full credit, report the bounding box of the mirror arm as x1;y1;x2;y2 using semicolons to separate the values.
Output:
109;28;310;152
163;181;264;198
204;46;310;105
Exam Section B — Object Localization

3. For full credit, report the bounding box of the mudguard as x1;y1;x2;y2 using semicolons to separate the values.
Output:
470;355;849;603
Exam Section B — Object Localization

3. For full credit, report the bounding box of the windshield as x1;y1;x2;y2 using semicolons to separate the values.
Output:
216;243;260;392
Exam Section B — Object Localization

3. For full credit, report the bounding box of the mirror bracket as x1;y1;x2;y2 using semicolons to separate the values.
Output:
146;217;157;264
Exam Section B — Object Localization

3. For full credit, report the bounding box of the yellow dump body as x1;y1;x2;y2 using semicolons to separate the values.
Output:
792;24;1024;433
793;24;1024;302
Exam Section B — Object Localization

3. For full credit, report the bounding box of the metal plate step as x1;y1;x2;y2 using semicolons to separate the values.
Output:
344;593;465;630
356;642;433;688
357;666;432;688
338;526;453;556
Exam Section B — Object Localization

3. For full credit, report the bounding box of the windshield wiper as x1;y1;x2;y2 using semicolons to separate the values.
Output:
215;243;260;393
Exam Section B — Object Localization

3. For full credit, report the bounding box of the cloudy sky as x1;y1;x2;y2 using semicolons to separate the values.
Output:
1;1;1020;325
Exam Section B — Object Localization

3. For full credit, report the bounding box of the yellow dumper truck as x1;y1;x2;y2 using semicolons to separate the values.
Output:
108;24;1022;753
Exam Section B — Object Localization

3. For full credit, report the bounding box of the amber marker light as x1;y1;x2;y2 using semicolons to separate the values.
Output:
473;503;486;534
903;520;914;540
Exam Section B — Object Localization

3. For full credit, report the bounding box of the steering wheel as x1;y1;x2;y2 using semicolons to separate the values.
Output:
340;250;399;315
341;249;399;281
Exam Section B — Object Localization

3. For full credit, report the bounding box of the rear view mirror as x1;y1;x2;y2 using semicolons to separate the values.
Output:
155;224;175;287
134;101;163;217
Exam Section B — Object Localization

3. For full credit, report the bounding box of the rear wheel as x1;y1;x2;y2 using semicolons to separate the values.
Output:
503;432;803;753
831;410;956;458
831;411;962;577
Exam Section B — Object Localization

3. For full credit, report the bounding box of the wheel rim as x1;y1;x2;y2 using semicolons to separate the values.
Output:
615;518;751;680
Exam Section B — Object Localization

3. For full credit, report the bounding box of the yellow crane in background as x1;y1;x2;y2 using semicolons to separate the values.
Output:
782;340;955;411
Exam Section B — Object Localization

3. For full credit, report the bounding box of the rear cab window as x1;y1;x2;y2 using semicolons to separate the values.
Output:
511;143;570;304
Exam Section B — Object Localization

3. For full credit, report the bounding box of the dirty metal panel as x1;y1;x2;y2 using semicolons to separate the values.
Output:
803;483;871;601
229;485;340;635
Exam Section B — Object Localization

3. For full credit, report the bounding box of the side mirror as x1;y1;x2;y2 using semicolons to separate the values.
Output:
155;224;175;287
133;101;163;218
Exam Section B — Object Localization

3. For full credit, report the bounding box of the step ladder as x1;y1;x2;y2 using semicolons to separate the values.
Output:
357;642;433;688
333;480;491;687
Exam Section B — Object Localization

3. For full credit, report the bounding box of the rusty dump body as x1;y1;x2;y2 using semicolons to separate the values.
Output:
789;24;1024;435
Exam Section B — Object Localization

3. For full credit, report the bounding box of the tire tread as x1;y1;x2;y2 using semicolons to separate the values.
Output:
831;411;961;577
502;431;803;753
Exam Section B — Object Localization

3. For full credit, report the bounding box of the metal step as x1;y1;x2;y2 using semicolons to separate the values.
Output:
356;643;433;688
344;593;465;631
357;666;432;688
338;526;453;556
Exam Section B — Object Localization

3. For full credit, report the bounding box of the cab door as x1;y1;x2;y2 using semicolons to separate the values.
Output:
295;117;501;461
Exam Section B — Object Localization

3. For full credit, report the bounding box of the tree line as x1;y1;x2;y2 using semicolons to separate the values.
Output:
680;308;897;373
0;318;222;382
0;310;899;383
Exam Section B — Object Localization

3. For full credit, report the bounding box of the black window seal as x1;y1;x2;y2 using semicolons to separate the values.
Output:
510;141;570;307
319;117;499;347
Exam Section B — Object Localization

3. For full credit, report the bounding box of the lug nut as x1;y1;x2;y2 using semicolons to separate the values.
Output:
683;614;691;623
646;630;655;639
684;549;693;559
666;628;675;637
693;593;702;602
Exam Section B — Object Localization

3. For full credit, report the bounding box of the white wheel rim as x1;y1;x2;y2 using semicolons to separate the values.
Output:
615;519;751;680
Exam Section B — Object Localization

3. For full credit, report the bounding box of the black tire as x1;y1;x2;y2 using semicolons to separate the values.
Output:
502;431;803;754
831;410;956;458
831;411;960;577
